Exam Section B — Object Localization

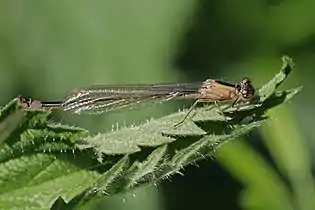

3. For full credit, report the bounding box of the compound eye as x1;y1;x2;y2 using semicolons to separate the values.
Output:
242;77;251;84
241;91;248;99
243;93;250;99
235;84;241;93
243;90;254;100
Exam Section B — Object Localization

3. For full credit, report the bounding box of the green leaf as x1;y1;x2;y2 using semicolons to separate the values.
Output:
0;56;301;209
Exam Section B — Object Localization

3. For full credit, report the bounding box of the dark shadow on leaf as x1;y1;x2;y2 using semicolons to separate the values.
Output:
51;196;69;210
195;120;233;134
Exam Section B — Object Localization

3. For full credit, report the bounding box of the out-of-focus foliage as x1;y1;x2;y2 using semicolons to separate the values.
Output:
0;1;313;210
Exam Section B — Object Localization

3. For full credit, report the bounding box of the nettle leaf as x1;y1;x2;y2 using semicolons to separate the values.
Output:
0;56;301;209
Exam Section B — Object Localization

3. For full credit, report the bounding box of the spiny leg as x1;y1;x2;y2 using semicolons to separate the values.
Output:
231;97;243;110
195;98;230;122
174;100;199;128
214;101;228;122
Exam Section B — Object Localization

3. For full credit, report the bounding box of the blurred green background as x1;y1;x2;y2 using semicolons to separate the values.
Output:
0;0;314;210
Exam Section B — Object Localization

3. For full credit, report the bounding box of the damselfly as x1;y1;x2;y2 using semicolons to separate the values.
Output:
18;78;255;126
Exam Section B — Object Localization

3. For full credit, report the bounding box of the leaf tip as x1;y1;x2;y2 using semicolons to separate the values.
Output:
281;55;295;76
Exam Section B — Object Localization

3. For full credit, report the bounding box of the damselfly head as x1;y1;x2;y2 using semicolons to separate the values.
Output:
235;78;255;101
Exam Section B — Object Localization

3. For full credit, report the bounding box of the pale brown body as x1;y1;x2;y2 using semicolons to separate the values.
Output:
17;78;254;115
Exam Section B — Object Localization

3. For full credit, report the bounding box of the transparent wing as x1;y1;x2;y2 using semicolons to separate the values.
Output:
61;82;203;114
